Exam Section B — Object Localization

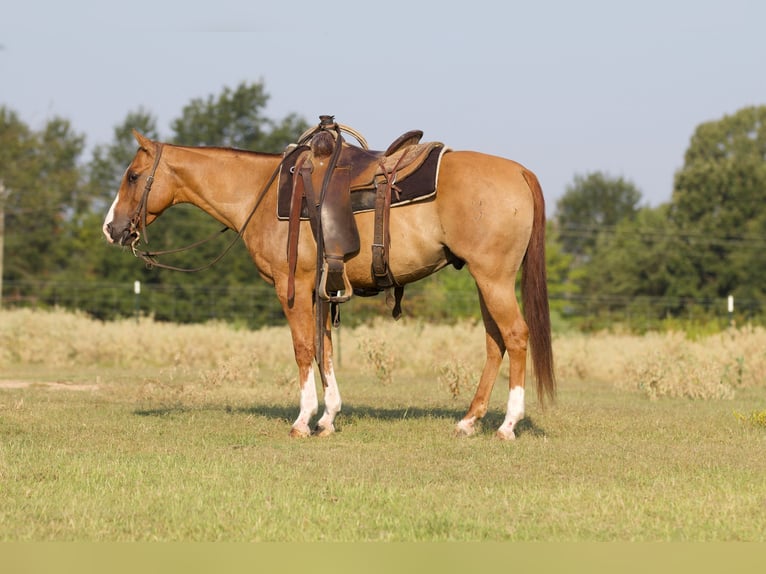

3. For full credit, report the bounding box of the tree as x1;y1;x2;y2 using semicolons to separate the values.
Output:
558;105;766;327
0;109;35;304
0;108;86;282
555;172;643;259
170;81;308;152
544;221;578;319
728;210;766;315
670;105;766;301
574;205;699;325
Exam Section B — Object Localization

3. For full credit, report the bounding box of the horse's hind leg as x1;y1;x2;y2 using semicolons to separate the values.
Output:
314;307;342;437
456;290;504;436
457;277;528;440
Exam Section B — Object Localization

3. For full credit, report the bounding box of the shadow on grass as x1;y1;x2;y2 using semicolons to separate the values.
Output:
134;402;547;438
483;413;547;438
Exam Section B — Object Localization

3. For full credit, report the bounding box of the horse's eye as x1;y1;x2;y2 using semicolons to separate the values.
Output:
127;171;139;184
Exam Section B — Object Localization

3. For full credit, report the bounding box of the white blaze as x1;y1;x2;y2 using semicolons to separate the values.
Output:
102;194;120;243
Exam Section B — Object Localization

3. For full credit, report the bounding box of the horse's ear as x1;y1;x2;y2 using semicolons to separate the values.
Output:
132;129;153;151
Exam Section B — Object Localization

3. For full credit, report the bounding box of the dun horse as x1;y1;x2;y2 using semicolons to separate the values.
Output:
103;122;555;439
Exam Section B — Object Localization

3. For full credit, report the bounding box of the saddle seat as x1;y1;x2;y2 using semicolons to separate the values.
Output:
342;130;434;191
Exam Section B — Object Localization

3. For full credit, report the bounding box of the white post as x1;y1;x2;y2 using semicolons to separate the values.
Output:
727;295;734;328
134;280;141;322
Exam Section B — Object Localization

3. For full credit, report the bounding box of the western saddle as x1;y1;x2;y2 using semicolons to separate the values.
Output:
280;115;446;327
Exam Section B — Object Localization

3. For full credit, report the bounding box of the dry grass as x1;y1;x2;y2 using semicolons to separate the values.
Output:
553;326;766;400
3;308;766;402
0;307;294;370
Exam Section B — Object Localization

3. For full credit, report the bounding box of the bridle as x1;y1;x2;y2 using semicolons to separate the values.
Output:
128;141;164;248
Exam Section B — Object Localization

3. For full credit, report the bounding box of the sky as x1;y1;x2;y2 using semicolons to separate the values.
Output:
1;0;764;210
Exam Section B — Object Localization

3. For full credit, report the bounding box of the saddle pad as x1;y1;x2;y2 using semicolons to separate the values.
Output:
277;144;448;220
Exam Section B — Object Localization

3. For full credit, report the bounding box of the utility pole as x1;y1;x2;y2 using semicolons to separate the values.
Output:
0;180;8;309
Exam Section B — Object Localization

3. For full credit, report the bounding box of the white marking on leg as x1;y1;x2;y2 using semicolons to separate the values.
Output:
497;386;525;440
291;365;318;437
456;416;478;436
316;358;342;436
102;194;119;242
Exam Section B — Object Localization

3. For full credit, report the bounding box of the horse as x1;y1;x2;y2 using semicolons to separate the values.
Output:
102;125;555;440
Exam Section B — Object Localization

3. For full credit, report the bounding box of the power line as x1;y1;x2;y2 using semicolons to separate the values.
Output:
556;223;766;247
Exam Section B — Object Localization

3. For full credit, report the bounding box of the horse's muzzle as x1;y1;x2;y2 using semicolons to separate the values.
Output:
104;222;138;246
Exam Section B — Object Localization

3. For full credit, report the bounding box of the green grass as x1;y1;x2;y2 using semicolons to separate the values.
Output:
1;371;764;541
1;309;765;541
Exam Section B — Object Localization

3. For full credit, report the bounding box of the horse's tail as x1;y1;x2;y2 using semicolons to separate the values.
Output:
521;169;556;407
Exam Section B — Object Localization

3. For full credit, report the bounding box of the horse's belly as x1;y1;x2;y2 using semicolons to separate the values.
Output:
346;202;449;288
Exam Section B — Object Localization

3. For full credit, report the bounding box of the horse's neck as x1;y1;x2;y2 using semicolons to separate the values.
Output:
170;146;281;231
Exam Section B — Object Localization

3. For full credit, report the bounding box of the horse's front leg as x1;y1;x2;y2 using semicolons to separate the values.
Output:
278;280;342;437
290;340;319;439
275;279;318;437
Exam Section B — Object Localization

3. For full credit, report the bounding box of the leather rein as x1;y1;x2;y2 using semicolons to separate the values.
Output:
128;142;297;273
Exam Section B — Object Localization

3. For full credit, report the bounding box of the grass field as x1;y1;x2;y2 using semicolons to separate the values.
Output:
1;309;765;541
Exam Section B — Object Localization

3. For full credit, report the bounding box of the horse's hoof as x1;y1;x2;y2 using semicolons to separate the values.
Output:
289;425;311;438
495;427;517;441
455;419;478;437
314;424;335;437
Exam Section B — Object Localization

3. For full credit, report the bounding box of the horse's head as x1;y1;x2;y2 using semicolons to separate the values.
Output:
102;130;172;247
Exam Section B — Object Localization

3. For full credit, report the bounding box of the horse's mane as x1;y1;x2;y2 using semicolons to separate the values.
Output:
173;143;281;158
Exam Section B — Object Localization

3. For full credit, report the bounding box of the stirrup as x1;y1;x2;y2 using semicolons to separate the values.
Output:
318;259;354;303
